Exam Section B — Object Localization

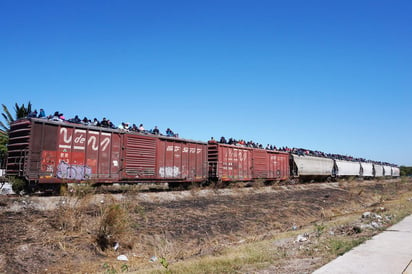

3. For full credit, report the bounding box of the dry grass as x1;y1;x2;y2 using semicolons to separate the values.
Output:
133;178;412;273
46;194;140;272
1;178;412;273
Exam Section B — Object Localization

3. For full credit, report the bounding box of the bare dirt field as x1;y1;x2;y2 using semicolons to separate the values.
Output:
1;178;412;273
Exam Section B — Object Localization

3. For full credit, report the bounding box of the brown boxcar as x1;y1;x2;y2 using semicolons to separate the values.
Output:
208;141;253;181
252;149;290;180
208;141;290;182
6;118;208;186
122;134;208;182
7;118;122;184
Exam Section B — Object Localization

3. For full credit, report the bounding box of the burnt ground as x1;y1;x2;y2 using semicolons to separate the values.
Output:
1;179;412;273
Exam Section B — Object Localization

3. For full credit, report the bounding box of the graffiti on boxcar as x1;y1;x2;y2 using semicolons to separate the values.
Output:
56;160;92;180
159;166;180;178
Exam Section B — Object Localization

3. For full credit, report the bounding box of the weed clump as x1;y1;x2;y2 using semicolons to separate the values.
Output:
96;202;133;251
53;193;135;253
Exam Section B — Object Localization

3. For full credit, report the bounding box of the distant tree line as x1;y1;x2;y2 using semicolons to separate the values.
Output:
400;166;412;176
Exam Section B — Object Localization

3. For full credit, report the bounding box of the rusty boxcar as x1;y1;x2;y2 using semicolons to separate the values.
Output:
6;118;208;190
207;141;289;182
252;149;290;180
122;133;208;183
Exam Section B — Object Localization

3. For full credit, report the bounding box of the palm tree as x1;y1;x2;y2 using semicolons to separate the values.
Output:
1;102;33;166
0;105;12;132
0;129;7;167
0;102;32;132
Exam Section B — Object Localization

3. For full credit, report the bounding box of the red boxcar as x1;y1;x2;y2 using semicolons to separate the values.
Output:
6;118;208;186
208;141;253;181
252;149;290;180
122;134;208;182
7;118;122;184
208;141;290;182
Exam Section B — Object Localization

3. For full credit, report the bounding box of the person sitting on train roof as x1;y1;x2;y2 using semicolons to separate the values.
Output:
51;111;62;121
108;120;117;129
130;123;138;132
138;124;145;132
166;128;176;137
28;110;38;118
82;117;89;125
38;108;46;118
92;118;100;126
68;115;81;124
209;137;217;143
101;117;109;127
219;136;227;143
152;126;160;135
118;122;130;131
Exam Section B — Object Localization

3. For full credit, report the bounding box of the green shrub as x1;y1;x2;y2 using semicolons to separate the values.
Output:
9;176;27;194
328;238;366;256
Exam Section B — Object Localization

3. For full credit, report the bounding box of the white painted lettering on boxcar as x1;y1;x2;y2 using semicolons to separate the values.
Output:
88;135;111;151
74;135;86;145
60;128;72;143
100;137;110;151
59;128;111;151
88;136;99;150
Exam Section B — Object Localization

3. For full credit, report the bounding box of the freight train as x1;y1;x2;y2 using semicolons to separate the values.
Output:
5;118;399;192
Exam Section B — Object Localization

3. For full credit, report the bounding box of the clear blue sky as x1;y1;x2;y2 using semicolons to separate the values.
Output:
1;0;411;165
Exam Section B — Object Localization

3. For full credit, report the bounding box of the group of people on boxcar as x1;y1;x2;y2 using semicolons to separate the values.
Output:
27;108;46;119
212;136;396;167
215;136;277;150
288;147;396;166
116;122;177;137
28;109;74;124
63;114;118;129
26;109;179;138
